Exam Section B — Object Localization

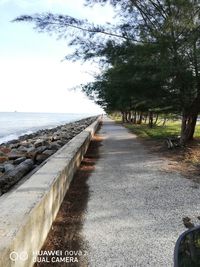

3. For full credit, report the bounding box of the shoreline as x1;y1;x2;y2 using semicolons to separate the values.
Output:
0;116;98;195
0;113;93;145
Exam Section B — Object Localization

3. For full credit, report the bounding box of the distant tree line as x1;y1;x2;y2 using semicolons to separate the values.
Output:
14;0;200;144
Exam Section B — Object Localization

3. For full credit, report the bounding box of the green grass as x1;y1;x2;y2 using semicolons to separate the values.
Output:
111;119;200;140
194;122;200;137
109;114;200;140
124;121;181;139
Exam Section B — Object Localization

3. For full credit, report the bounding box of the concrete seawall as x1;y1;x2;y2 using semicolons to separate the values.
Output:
0;116;101;267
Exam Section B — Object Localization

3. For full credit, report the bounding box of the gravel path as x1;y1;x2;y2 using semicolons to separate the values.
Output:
82;117;200;267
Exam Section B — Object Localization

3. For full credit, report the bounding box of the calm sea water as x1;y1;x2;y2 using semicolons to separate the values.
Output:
0;112;94;144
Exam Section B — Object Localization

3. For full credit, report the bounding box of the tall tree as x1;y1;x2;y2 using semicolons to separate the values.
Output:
14;0;200;143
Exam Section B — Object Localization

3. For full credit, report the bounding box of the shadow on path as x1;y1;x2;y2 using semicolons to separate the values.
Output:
34;132;102;267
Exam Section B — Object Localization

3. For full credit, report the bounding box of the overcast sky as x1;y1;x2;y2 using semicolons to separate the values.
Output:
0;0;114;113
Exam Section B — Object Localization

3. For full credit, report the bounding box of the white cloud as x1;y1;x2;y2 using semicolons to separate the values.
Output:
0;0;114;113
0;58;103;113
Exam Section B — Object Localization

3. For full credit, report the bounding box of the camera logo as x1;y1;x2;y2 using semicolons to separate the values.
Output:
10;251;28;262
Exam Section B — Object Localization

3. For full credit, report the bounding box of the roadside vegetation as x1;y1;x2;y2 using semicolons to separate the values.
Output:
112;113;200;139
111;113;182;139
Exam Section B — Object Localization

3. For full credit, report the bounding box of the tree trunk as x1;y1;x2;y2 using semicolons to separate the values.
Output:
148;111;153;128
180;112;198;144
154;113;159;125
137;112;143;124
121;112;125;123
133;110;137;124
125;111;129;122
163;117;167;126
144;113;148;124
128;111;131;122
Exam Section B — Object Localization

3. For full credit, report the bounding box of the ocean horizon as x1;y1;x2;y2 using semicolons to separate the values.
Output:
0;111;97;144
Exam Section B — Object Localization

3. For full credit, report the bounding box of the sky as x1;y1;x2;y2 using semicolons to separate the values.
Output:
0;0;115;114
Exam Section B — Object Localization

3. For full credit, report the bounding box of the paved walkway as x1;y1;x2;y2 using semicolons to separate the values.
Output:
81;117;200;266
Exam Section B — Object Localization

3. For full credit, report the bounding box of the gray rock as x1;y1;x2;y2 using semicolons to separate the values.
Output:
0;151;6;157
35;146;47;154
26;146;36;153
34;139;49;148
4;163;15;172
43;150;54;157
57;141;65;146
20;141;31;148
0;159;34;194
18;146;28;152
35;154;48;164
34;140;43;148
48;143;61;150
61;127;67;131
10;143;20;149
14;157;26;165
0;165;5;173
26;147;37;160
8;152;25;160
34;139;48;147
10;148;19;153
7;139;19;145
51;135;60;141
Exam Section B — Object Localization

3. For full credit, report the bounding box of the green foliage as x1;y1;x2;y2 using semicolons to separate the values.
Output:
14;0;200;142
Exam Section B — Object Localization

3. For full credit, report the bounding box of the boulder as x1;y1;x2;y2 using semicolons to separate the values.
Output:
0;165;5;173
10;143;20;149
0;159;34;194
0;147;11;154
4;163;15;173
18;146;28;152
34;139;43;148
20;140;31;147
35;146;47;154
60;127;66;131
51;135;60;141
14;157;26;165
26;147;38;160
7;139;19;145
10;148;19;153
42;150;54;157
35;149;54;164
7;152;25;160
57;140;65;146
48;142;61;150
34;139;49;148
0;156;8;163
0;151;6;157
35;153;48;164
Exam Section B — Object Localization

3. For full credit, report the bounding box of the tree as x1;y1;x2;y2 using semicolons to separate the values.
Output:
13;0;200;143
82;41;174;126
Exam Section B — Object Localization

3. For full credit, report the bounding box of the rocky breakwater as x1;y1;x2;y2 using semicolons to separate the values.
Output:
0;116;97;195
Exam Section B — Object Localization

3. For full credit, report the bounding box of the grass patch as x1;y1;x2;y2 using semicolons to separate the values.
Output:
110;114;200;140
124;122;181;139
118;120;200;140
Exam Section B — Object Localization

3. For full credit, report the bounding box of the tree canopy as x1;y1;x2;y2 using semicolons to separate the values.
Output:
14;0;200;143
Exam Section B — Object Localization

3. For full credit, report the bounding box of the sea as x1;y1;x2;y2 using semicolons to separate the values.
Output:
0;112;95;145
